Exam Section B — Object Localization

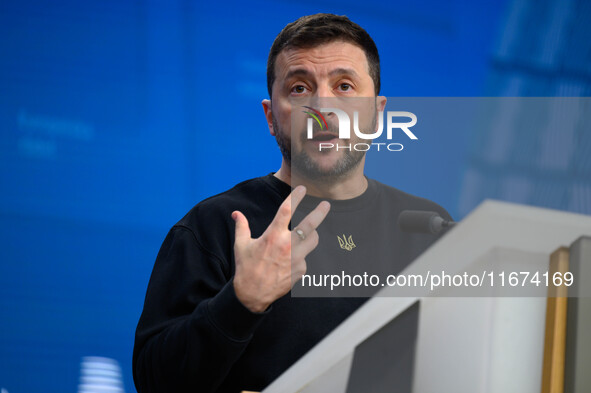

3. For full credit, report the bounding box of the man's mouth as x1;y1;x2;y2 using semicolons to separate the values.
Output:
311;132;339;142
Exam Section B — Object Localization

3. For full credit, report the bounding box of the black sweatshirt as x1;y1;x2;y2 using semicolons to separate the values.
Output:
133;174;450;392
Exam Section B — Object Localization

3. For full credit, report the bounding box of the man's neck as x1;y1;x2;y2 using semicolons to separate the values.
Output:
273;161;368;200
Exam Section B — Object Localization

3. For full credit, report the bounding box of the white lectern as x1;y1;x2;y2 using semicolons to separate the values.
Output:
262;200;591;393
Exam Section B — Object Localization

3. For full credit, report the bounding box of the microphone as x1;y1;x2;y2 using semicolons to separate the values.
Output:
398;210;456;235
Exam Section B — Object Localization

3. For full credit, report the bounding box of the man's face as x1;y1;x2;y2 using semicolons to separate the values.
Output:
263;40;385;181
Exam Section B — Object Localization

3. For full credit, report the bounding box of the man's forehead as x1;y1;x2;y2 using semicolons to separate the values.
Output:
275;41;370;79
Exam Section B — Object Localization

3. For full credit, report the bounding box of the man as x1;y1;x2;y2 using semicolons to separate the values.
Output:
133;13;450;392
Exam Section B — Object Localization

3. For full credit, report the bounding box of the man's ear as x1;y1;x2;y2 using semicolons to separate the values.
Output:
262;99;275;136
373;96;387;131
377;95;387;112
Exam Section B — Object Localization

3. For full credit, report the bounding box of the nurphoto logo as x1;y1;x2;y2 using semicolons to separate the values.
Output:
303;106;418;152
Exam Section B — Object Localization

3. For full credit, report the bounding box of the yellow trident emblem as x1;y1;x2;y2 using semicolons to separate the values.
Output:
337;234;356;251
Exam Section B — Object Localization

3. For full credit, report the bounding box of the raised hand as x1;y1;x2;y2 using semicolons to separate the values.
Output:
232;185;330;313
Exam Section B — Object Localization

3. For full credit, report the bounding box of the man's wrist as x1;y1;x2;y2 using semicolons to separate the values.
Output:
233;279;270;313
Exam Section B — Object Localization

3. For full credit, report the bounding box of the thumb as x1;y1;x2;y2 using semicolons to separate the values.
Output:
232;210;251;245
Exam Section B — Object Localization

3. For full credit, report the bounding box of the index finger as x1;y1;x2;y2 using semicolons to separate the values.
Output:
270;185;307;230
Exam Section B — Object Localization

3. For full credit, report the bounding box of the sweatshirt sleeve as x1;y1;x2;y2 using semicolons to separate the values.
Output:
132;225;268;393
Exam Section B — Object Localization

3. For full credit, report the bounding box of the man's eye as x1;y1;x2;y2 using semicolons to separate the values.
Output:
292;85;307;94
339;83;352;91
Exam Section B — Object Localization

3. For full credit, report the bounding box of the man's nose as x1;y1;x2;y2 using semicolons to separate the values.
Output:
315;84;336;98
308;85;336;110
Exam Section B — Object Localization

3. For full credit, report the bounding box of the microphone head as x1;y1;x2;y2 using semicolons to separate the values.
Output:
398;210;444;234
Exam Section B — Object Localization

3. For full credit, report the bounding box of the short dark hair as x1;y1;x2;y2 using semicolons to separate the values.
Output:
266;13;381;98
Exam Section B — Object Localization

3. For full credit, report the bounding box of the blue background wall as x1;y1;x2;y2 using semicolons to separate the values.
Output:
2;0;589;391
